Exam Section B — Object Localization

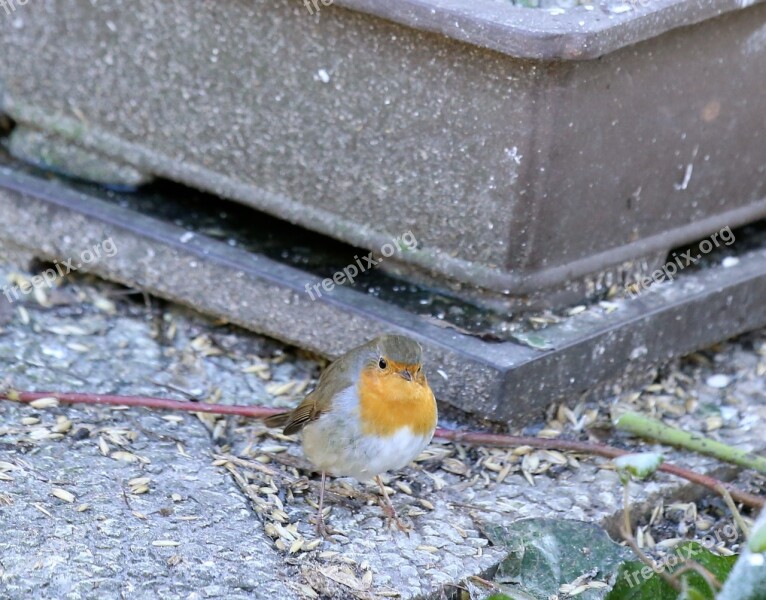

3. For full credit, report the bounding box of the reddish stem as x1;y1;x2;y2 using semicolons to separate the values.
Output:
5;390;283;418
2;390;763;509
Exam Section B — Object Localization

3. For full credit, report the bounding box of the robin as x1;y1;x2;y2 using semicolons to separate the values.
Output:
265;334;437;538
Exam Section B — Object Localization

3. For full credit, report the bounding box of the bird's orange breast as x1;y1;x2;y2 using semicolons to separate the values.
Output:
357;366;437;438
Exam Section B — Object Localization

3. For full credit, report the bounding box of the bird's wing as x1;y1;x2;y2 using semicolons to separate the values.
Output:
269;357;354;435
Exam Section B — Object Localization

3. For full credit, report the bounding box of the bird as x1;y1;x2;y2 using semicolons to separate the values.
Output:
264;334;437;538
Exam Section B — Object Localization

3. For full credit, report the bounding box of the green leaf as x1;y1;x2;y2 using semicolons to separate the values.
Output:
606;542;737;600
717;508;766;599
481;518;633;600
748;521;766;553
607;561;677;600
510;332;554;351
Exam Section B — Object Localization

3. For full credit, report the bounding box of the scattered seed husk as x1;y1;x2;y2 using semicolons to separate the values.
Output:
152;540;180;547
111;451;139;463
52;488;76;503
98;437;110;456
304;538;322;551
33;503;53;518
29;397;59;409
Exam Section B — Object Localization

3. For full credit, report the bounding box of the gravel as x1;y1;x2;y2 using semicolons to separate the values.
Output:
0;259;763;599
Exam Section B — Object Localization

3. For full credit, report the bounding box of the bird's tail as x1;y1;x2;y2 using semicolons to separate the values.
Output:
263;412;291;429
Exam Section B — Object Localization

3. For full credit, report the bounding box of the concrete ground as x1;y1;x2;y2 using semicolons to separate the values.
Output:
0;259;764;599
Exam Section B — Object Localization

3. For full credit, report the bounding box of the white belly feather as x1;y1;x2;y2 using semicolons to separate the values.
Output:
301;386;433;481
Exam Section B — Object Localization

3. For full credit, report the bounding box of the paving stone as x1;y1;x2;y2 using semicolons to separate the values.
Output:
0;260;763;599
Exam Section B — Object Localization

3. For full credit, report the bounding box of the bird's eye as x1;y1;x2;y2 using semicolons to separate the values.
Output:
378;357;387;369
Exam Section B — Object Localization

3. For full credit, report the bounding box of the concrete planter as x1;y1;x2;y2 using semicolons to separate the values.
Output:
1;0;765;306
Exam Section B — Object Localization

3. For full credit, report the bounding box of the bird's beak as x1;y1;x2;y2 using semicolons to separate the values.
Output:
400;369;412;382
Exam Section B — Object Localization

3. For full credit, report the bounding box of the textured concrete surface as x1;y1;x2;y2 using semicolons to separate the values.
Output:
0;258;764;599
3;0;766;299
3;169;766;429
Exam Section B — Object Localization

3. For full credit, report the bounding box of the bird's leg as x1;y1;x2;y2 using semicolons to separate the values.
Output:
375;475;411;533
313;471;337;539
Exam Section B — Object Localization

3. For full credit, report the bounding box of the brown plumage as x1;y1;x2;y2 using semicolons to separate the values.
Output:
263;334;437;538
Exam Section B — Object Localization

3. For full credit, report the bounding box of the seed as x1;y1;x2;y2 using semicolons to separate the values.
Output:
522;454;540;473
497;464;512;484
111;451;139;463
696;519;713;531
304;538;322;551
271;509;289;523
705;416;723;432
537;428;561;439
67;343;91;353
97;437;110;456
52;488;76;503
543;450;568;465
152;540;180;547
29;397;59;409
522;470;535;486
259;445;288;454
395;481;413;495
30;428;52;440
33;503;53;518
296;584;318;598
266;381;296;397
52;418;72;434
441;458;468;476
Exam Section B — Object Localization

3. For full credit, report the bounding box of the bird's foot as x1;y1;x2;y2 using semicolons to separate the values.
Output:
380;501;412;534
312;513;339;540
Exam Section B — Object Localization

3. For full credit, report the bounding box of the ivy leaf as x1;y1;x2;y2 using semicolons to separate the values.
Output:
717;509;766;600
510;332;554;351
606;542;737;600
481;518;633;600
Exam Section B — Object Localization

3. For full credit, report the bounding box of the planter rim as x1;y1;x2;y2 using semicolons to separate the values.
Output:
335;0;764;60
